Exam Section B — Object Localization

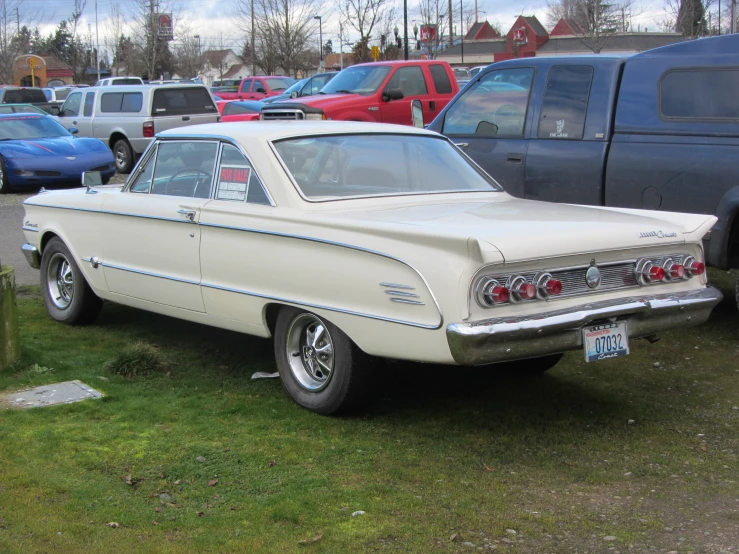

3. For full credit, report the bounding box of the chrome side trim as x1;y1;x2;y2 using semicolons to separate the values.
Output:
390;298;425;305
199;221;444;327
201;282;437;329
448;287;722;365
380;282;415;290
22;225;39;233
23;203;194;225
96;260;200;285
21;243;41;269
385;290;420;298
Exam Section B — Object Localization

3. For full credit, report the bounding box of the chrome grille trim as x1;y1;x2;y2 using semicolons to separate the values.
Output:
261;109;306;121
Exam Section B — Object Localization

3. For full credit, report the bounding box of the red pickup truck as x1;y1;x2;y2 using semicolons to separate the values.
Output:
215;76;296;101
260;60;459;126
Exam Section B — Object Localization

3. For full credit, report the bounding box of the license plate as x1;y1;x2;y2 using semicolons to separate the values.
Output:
583;321;629;362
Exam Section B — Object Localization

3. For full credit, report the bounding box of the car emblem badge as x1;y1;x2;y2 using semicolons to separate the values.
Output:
586;261;601;289
66;156;76;160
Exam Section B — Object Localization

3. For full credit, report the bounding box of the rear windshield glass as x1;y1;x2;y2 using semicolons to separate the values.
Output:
272;134;500;201
101;92;144;113
3;89;47;103
660;68;739;120
151;87;217;116
55;88;73;101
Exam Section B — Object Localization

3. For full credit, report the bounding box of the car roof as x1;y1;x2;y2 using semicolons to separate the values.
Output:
158;120;439;141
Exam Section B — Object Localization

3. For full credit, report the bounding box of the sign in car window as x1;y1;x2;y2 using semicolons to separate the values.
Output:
217;165;252;201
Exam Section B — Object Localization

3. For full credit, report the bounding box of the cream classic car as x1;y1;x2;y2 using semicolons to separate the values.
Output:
21;121;722;414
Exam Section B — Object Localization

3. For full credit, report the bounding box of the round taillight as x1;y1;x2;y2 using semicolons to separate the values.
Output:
647;265;665;282
668;263;685;279
545;278;562;295
487;284;510;304
689;261;705;276
517;282;537;300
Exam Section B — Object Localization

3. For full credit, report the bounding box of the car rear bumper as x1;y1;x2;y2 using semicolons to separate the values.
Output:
446;287;723;366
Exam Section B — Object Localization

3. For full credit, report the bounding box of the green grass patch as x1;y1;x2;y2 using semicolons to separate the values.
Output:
104;342;167;377
0;273;738;552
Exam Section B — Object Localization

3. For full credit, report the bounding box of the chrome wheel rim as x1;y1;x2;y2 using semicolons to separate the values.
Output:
114;147;127;170
285;313;335;392
46;253;74;309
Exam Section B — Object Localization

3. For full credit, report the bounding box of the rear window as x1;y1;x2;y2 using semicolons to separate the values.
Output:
3;89;47;103
55;88;72;101
151;87;217;116
112;78;143;85
429;65;453;94
101;92;144;113
660;68;739;120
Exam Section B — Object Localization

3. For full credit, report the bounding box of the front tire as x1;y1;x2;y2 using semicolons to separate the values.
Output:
274;307;371;415
40;238;102;325
112;139;134;174
0;157;11;194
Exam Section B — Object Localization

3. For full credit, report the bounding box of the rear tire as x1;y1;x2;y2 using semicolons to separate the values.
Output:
40;238;102;325
0;157;11;194
274;307;372;415
112;139;134;174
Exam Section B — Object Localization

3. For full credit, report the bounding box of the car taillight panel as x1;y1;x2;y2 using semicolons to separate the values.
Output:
143;121;154;138
474;252;704;308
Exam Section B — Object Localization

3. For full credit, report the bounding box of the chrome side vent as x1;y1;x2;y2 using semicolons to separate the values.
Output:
380;282;424;306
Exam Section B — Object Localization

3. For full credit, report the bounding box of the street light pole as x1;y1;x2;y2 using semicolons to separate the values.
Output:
339;21;343;70
194;34;201;79
403;0;409;60
251;0;256;75
314;16;323;69
95;0;100;80
460;0;464;64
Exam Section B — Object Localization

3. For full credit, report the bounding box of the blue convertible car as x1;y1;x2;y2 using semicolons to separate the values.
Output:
0;113;115;193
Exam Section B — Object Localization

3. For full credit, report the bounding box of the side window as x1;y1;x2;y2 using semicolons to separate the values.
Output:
240;79;253;92
150;141;218;198
215;144;271;205
538;65;593;140
101;92;143;113
310;74;331;95
255;80;267;93
429;64;453;94
130;146;157;193
386;66;428;97
660;68;739;120
442;67;534;136
83;91;95;117
62;92;82;116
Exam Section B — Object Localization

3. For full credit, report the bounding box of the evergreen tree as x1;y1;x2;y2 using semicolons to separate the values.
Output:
676;0;707;38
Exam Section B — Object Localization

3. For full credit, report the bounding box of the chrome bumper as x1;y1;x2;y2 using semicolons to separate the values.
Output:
21;243;41;269
447;287;723;366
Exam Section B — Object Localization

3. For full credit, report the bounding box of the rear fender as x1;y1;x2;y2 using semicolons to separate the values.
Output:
708;186;739;269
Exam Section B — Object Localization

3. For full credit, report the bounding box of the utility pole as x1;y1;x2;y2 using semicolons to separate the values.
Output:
15;6;18;32
403;0;408;60
460;0;464;63
251;0;256;75
339;21;343;70
448;0;453;49
95;0;100;79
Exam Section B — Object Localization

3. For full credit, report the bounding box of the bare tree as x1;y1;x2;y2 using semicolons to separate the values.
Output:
415;0;448;58
0;1;45;84
341;0;393;62
546;0;581;28
546;0;640;53
173;21;202;78
104;4;127;75
127;0;179;79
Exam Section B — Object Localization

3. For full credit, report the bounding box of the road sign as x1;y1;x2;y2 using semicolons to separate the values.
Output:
28;58;35;69
371;45;380;61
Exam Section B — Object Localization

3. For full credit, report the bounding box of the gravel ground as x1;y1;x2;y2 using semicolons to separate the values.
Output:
0;173;129;285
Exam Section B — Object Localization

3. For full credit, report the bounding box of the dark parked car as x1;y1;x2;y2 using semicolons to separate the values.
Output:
429;35;739;301
0;87;54;114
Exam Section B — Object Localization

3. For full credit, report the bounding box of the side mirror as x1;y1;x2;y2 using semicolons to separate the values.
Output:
383;88;404;102
82;171;102;190
290;91;298;98
411;99;424;128
50;105;60;116
69;127;79;135
256;87;266;94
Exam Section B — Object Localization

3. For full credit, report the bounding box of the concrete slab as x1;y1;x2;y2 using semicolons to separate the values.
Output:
1;380;103;409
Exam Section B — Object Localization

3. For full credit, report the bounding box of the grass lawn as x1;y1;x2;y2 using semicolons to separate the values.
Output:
1;272;738;553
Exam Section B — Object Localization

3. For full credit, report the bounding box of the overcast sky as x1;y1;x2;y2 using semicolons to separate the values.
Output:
27;0;671;57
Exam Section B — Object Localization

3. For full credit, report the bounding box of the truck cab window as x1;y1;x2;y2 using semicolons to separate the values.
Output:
538;65;593;140
386;66;428;97
442;68;534;136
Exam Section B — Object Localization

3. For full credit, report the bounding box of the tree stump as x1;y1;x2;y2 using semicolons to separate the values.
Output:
0;265;20;370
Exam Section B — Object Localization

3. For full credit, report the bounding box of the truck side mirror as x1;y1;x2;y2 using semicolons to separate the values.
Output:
383;88;404;102
411;99;424;128
50;105;60;116
290;91;298;98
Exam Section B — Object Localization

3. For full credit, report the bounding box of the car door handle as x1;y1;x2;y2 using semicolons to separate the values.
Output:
182;116;190;121
507;153;525;164
177;209;197;222
454;142;469;150
72;121;77;125
429;101;436;111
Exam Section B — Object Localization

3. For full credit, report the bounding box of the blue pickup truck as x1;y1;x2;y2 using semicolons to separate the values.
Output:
428;35;739;295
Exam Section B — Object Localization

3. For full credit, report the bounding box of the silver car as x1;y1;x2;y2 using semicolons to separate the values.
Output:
55;84;220;173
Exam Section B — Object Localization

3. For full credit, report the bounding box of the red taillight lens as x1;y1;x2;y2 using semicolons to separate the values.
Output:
143;121;154;138
646;265;665;282
485;284;510;304
545;278;562;295
517;282;537;300
689;261;705;275
668;263;685;279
